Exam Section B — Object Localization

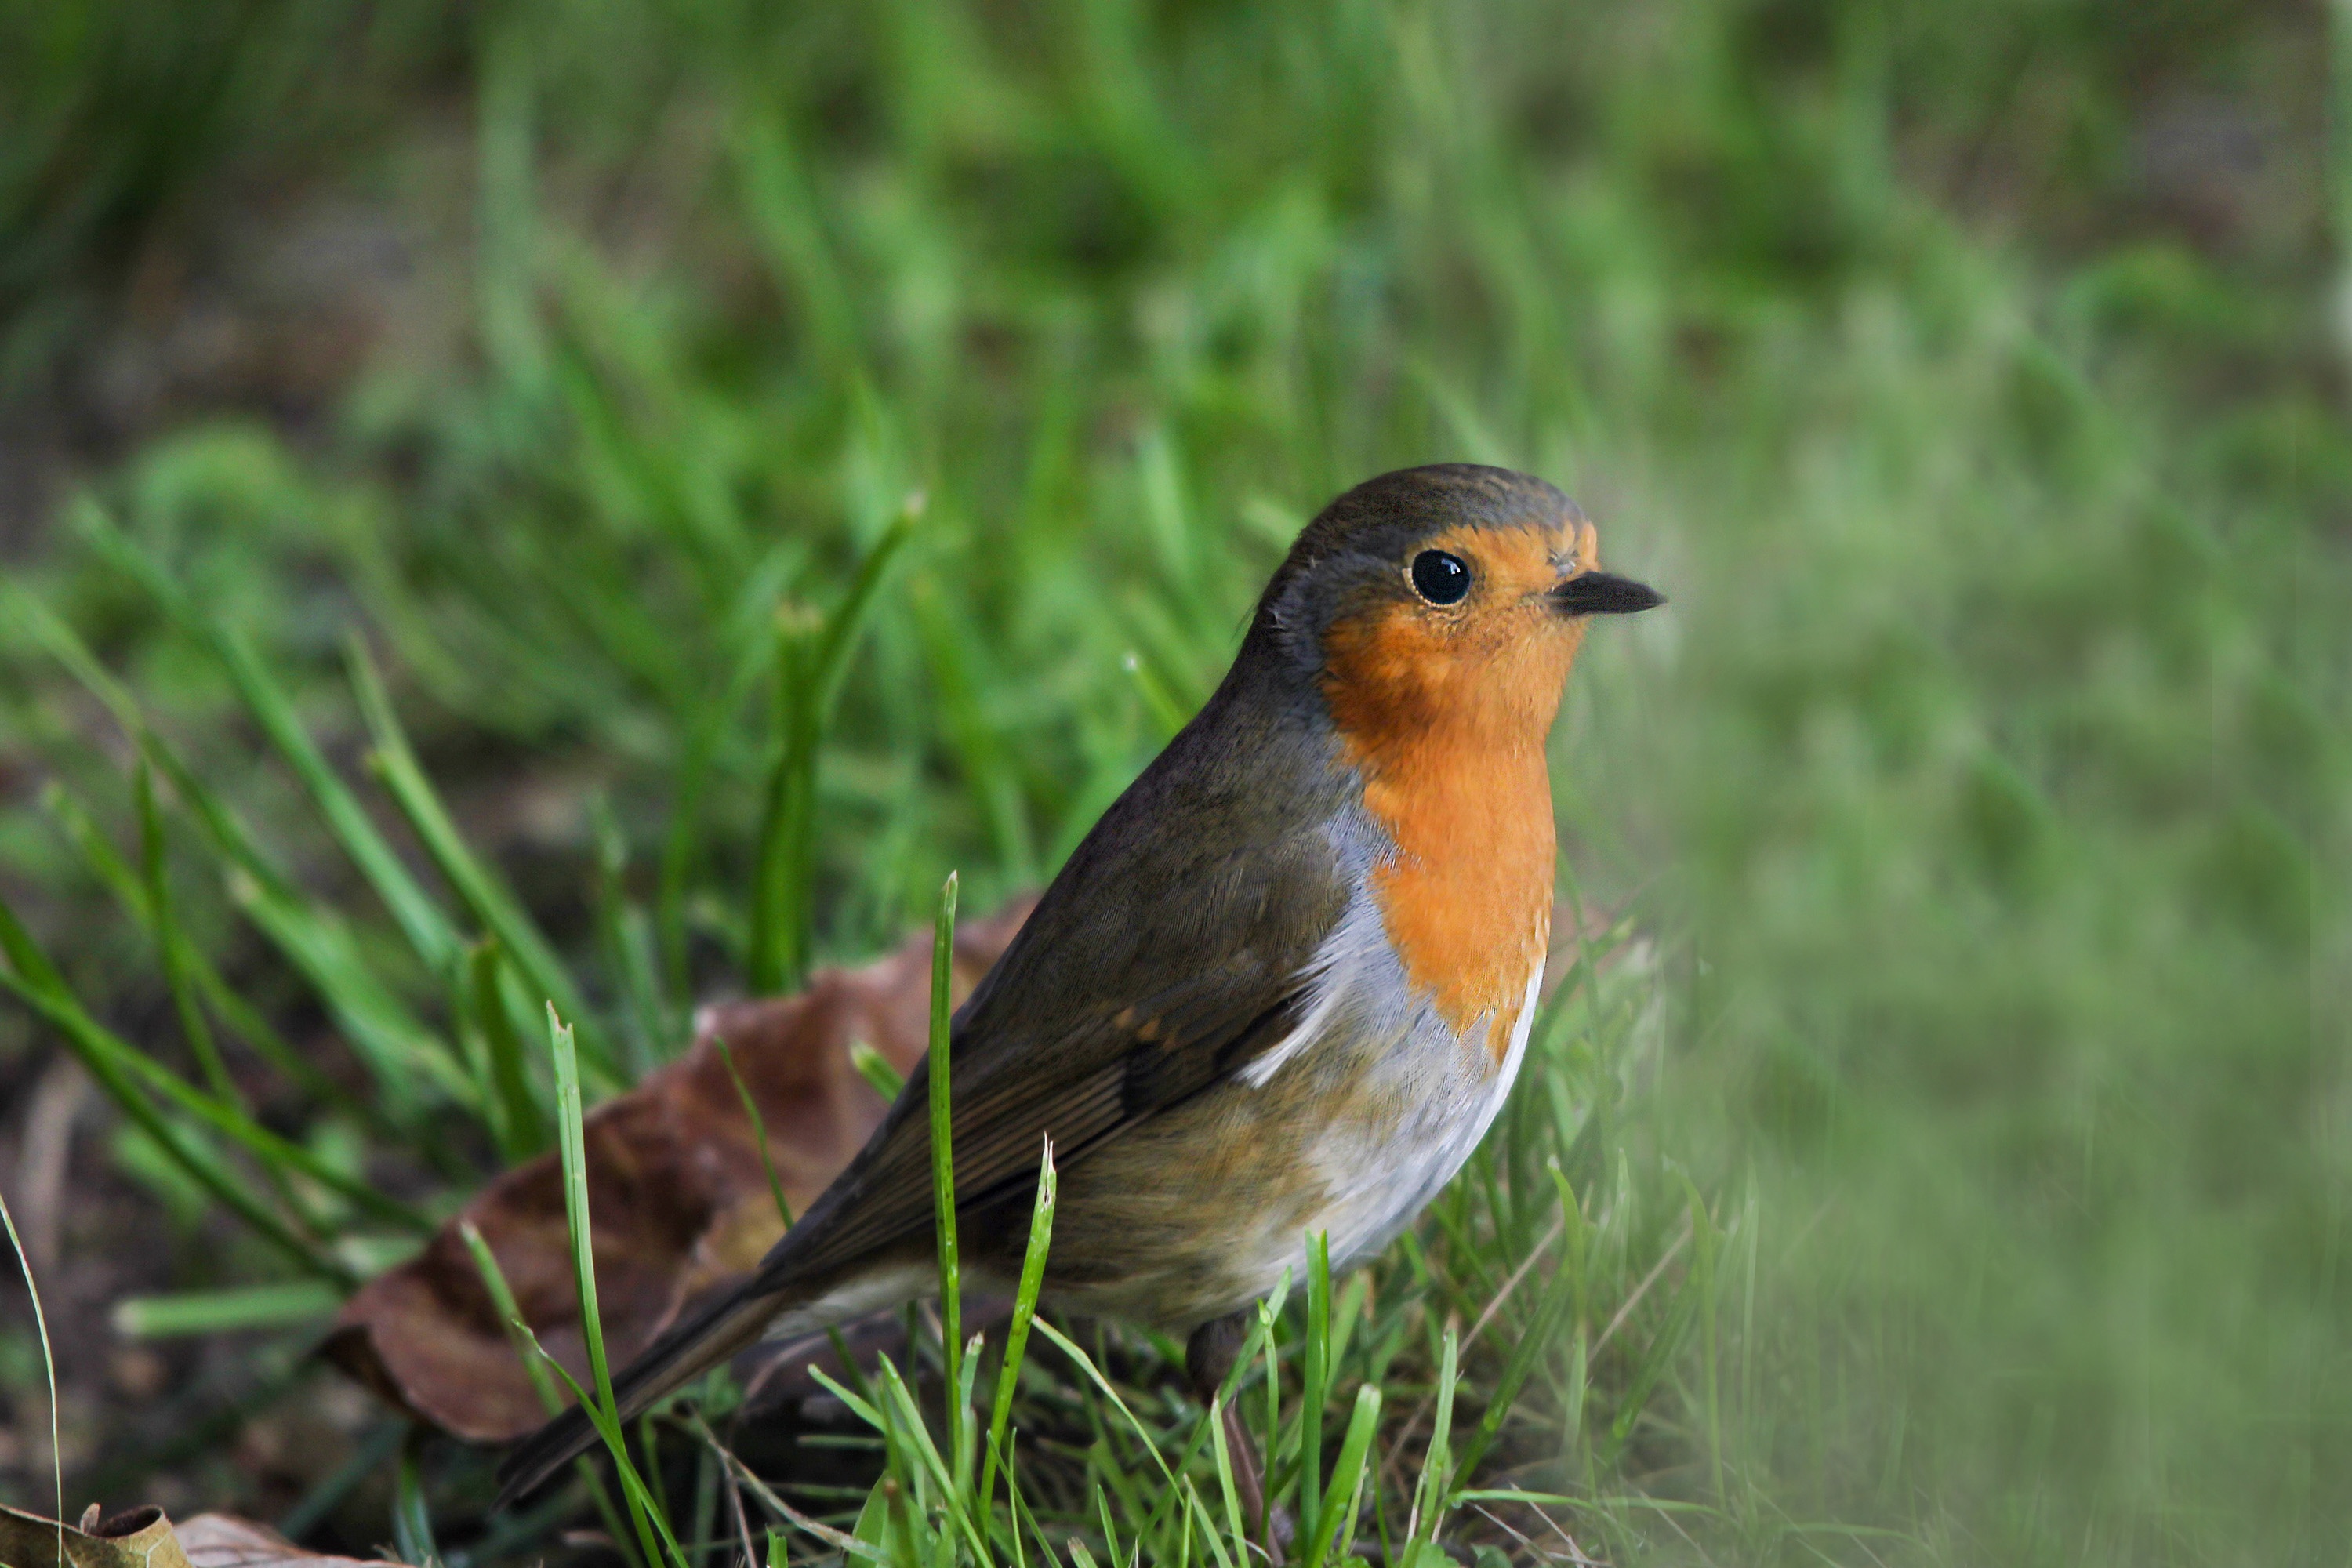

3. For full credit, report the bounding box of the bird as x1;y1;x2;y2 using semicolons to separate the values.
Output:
495;463;1662;1529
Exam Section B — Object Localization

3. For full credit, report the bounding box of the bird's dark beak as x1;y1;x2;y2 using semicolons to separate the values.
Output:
1551;570;1664;617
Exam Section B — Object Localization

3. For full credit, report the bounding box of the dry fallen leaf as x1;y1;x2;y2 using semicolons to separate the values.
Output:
0;1506;372;1568
172;1515;379;1568
323;898;1035;1442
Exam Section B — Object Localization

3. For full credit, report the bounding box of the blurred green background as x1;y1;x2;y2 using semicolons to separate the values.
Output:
0;0;2343;1563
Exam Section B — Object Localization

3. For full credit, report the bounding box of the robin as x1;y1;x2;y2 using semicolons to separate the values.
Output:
497;464;1662;1526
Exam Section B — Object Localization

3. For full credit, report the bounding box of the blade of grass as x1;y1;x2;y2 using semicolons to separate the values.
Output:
1737;1173;1761;1476
132;760;238;1105
47;779;368;1119
845;1460;896;1564
1206;1398;1246;1566
1677;1171;1723;1500
824;1316;879;1410
466;1212;639;1568
460;1221;564;1416
392;1433;438;1567
1030;1319;1190;1500
72;503;468;975
1550;1165;1588;1330
112;1280;343;1336
910;576;1036;884
220;624;464;975
850;1041;906;1099
0;898;425;1232
1093;1486;1121;1568
1004;1430;1029;1568
872;1354;989;1564
1184;1477;1232;1568
1450;1258;1581;1483
4;580;143;738
980;1138;1056;1514
1299;1232;1330;1547
0;896;361;1282
470;939;547;1160
1304;1384;1381;1568
1127;1290;1287;1555
747;501;917;993
953;1327;982;1501
354;641;614;1080
0;1185;64;1566
730;103;862;376
926;871;963;1482
1330;1272;1367;1394
1087;1427;1150;1545
277;1422;405;1542
689;1446;722;1568
809;499;921;719
1602;1272;1701;1468
1007;1440;1062;1568
515;1317;686;1568
548;1005;625;1411
226;866;468;1118
1558;1324;1589;1470
13;587;458;1120
657;551;795;995
1118;652;1190;742
1259;1293;1281;1550
695;1423;878;1560
869;1356;937;1564
806;1363;886;1433
545;1006;683;1568
593;795;673;1071
1408;1323;1459;1548
747;602;819;995
713;1035;793;1229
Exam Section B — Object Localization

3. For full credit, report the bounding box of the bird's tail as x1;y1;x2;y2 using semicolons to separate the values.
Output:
492;1278;800;1509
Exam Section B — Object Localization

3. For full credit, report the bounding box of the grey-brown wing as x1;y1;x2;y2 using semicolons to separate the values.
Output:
751;808;1349;1287
788;971;1310;1277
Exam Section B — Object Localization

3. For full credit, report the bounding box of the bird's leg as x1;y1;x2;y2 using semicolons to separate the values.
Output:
1189;1312;1283;1565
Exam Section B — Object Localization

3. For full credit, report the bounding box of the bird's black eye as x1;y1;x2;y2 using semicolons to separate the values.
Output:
1409;550;1471;605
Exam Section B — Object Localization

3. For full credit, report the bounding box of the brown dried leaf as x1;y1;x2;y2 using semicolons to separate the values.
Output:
0;1504;180;1568
322;898;1035;1442
173;1515;377;1568
0;1507;372;1568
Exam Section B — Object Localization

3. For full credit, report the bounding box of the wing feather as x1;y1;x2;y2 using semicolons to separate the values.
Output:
779;975;1315;1280
727;673;1356;1299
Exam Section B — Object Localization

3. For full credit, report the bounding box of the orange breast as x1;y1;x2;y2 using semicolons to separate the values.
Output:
1320;525;1582;1062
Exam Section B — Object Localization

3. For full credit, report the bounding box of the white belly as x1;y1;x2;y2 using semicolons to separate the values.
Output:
1295;955;1544;1272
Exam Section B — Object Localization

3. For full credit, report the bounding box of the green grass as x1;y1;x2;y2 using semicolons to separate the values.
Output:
0;1;2344;1564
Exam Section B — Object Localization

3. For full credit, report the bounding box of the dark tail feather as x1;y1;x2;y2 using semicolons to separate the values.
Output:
492;1283;787;1509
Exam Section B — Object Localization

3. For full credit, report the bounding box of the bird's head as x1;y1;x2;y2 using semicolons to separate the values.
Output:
1249;464;1661;754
